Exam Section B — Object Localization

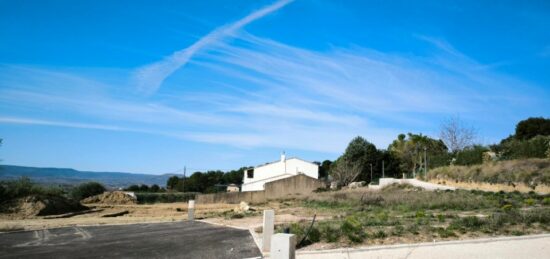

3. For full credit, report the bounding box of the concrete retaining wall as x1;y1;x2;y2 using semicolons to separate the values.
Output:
369;178;456;191
197;174;325;204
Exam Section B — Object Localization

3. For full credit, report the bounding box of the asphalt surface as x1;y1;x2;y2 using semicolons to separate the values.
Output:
0;221;261;259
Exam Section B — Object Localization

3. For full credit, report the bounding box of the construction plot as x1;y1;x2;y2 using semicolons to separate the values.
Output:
0;221;261;259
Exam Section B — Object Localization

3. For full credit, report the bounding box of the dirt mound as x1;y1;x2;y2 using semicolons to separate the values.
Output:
13;195;88;218
82;191;137;205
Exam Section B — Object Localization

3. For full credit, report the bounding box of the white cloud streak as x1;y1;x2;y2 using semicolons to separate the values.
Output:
133;0;293;94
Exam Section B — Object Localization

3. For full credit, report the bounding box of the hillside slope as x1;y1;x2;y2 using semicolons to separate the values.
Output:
427;159;550;193
0;165;178;188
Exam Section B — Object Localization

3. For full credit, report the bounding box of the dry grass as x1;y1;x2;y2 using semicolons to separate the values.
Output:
427;159;550;188
274;185;550;248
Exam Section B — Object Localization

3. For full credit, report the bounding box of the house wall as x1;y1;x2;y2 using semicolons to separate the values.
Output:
241;157;319;192
285;159;319;179
197;174;325;204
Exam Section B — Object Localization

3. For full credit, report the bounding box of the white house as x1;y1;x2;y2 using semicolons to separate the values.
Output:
241;153;319;192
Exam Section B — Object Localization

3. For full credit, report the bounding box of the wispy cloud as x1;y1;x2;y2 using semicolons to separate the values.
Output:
0;116;138;132
1;30;547;152
133;0;293;94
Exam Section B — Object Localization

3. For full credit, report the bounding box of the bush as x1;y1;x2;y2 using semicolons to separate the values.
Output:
136;192;197;204
435;227;456;238
341;216;365;243
372;229;387;239
320;223;341;242
392;225;404;236
451;216;486;231
70;182;106;201
308;227;321;243
499;136;550;160
0;177;64;204
455;145;488;166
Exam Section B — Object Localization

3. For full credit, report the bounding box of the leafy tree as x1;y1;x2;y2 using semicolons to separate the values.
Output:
378;150;402;179
455;145;488;166
70;182;106;201
125;185;140;192
388;133;447;177
318;160;332;179
150;184;160;192
342;136;380;181
498;136;550;159
222;167;246;184
138;184;149;192
515;117;550;140
167;176;180;190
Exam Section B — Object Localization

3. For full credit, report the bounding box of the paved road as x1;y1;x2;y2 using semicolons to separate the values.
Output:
297;234;550;259
0;221;261;259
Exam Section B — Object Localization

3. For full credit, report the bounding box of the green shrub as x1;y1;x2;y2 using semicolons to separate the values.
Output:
499;136;550;160
372;229;387;239
289;223;306;242
407;223;420;235
435;227;456;238
501;204;514;211
70;182;106;201
524;198;536;206
341;216;365;243
308;227;321;243
320;223;341;242
136;192;197;204
0;177;65;204
451;216;486;230
392;225;404;236
455;145;488;166
542;197;550;205
511;230;525;236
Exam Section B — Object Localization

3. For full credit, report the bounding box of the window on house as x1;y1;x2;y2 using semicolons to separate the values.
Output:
247;169;254;178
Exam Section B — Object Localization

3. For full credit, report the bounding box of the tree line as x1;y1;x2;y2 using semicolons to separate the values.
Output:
147;116;549;192
330;116;550;186
165;167;246;193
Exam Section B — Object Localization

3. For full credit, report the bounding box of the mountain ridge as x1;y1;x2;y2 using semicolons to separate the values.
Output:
0;164;179;188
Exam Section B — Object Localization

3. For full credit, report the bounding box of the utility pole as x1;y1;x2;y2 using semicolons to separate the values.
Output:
424;147;427;178
183;166;186;192
370;163;373;183
382;160;385;178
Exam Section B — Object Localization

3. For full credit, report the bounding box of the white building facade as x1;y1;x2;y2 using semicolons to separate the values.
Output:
241;153;319;192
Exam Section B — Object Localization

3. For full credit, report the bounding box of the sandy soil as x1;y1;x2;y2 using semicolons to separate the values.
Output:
0;202;235;232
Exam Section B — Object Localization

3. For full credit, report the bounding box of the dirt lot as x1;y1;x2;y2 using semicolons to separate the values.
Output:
2;185;549;252
0;202;235;232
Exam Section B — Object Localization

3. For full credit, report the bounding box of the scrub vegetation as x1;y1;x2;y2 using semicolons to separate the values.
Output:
275;184;550;247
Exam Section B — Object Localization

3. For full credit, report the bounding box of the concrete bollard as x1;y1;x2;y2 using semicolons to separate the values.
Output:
188;200;195;221
270;233;296;259
262;210;275;252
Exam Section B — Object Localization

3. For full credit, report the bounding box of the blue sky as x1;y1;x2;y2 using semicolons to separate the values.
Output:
1;0;549;174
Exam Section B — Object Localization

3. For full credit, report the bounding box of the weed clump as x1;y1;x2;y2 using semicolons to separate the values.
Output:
341;216;365;243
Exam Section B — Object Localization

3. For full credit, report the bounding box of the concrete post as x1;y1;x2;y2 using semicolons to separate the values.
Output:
262;210;275;252
270;233;296;259
188;200;195;221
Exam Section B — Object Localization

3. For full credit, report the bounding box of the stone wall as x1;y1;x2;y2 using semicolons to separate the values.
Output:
196;174;325;204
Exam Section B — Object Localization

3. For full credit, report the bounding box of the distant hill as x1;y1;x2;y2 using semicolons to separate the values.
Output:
0;165;179;189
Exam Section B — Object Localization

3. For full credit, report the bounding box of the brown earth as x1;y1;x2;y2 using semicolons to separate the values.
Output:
2;195;88;219
0;202;235;232
81;191;137;205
